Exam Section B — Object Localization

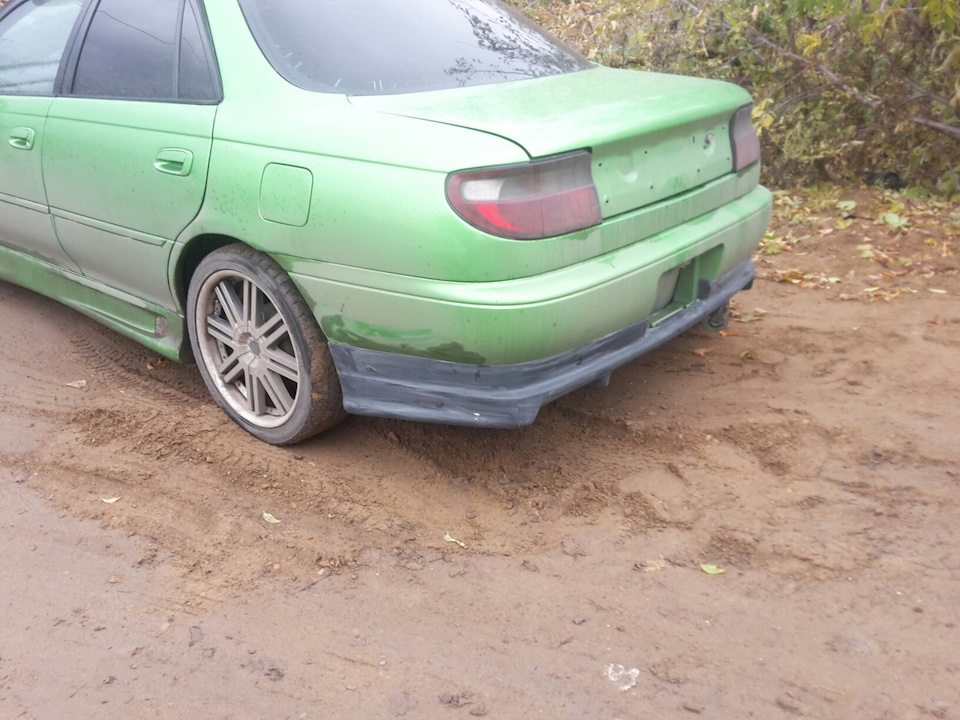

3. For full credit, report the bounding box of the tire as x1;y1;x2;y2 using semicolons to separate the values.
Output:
701;301;731;331
187;244;345;445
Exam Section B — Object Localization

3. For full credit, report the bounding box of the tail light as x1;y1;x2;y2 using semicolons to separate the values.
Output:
730;104;761;172
446;150;602;240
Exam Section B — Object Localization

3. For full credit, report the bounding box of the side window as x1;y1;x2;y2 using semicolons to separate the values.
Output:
72;0;180;100
70;0;218;102
0;0;83;96
179;0;217;102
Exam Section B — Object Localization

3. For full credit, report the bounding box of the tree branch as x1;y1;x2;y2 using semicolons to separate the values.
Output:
907;115;960;141
672;0;959;143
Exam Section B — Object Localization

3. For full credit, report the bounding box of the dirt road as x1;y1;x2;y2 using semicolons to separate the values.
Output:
2;188;958;719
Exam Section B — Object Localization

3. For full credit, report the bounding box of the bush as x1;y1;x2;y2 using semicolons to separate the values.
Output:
517;0;960;196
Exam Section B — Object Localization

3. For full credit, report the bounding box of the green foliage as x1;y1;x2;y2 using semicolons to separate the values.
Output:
516;0;960;196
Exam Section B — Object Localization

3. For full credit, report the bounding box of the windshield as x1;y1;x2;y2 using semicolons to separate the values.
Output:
238;0;592;96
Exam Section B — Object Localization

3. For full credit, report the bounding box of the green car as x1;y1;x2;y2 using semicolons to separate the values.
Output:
0;0;771;444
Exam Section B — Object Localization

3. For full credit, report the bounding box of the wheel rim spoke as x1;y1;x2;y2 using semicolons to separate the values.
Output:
243;279;260;326
206;314;236;348
256;311;284;342
260;368;294;414
218;353;244;384
261;322;290;357
262;347;299;382
215;282;243;329
248;370;266;415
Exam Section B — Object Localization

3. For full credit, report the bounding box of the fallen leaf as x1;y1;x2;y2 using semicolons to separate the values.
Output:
101;497;121;504
775;268;805;284
693;347;715;358
739;351;758;363
263;512;281;524
882;212;909;229
929;288;947;294
444;533;467;548
65;380;87;389
718;330;741;337
700;563;725;575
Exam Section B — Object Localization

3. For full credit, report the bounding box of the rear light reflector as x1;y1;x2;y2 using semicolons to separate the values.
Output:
730;104;761;172
446;151;602;240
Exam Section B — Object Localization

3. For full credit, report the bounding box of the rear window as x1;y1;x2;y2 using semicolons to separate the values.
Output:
238;0;592;96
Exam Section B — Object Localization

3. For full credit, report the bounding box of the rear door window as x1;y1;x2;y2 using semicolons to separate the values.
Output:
72;0;179;99
179;0;217;101
70;0;219;102
0;0;83;96
238;0;591;96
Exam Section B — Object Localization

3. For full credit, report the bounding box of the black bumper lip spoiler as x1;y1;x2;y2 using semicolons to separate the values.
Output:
330;258;755;428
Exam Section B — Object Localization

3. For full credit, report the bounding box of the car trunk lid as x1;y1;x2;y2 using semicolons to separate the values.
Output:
349;67;753;219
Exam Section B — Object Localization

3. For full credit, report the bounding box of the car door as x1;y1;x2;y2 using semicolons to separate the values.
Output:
42;0;220;308
0;0;83;271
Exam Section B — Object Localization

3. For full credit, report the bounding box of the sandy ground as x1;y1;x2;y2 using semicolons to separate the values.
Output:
1;188;959;719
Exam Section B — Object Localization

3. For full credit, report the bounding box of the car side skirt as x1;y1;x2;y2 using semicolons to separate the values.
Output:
330;258;754;427
0;244;187;362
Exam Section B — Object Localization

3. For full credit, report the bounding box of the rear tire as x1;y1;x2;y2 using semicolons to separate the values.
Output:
701;301;731;331
187;245;345;445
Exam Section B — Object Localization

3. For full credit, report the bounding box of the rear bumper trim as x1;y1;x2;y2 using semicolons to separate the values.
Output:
329;258;755;427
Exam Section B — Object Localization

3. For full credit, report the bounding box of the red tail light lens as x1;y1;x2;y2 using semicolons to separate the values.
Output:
446;151;602;240
730;104;761;172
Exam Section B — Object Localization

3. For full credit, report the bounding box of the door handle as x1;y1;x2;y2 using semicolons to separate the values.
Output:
154;148;194;176
9;127;35;151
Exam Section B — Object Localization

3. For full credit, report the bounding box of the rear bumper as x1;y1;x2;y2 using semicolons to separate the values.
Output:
329;258;754;427
288;184;771;366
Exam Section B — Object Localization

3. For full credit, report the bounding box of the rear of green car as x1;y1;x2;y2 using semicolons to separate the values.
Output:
189;0;771;427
